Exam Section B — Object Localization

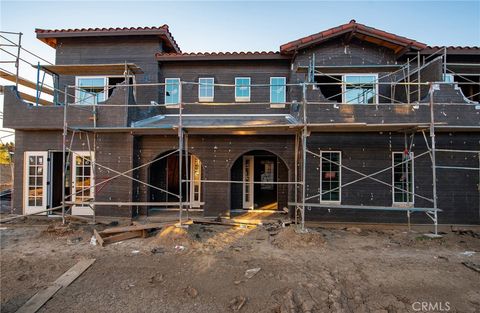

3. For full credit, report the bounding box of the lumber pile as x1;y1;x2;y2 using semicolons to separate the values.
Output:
93;222;172;246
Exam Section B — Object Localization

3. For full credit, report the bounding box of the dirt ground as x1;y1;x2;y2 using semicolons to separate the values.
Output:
1;216;479;313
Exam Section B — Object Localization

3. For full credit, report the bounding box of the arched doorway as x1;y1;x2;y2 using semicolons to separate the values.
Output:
149;150;202;210
230;150;288;211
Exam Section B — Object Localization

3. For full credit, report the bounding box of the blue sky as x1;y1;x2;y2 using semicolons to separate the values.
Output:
1;1;479;139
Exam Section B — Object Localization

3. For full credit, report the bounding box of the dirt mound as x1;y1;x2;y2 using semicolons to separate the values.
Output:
41;223;76;237
271;226;325;249
152;225;191;245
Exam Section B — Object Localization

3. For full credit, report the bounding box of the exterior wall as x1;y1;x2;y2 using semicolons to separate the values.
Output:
133;135;295;217
12;130;134;217
304;132;479;224
158;59;291;103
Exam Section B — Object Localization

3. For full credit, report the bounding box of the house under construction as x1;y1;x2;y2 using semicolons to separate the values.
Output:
1;20;479;232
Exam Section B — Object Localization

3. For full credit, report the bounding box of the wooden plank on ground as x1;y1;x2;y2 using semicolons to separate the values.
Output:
0;69;54;95
93;229;104;247
101;230;143;246
99;222;172;235
15;259;95;313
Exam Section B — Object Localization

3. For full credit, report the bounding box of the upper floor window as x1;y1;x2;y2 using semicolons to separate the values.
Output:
270;77;286;104
165;78;180;105
198;78;214;102
75;76;134;105
76;77;107;105
235;77;251;102
343;74;378;104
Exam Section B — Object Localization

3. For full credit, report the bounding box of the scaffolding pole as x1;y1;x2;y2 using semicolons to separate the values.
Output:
178;82;184;226
61;86;68;224
429;83;439;235
301;82;308;231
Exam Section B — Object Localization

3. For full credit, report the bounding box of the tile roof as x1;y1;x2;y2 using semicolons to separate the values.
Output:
35;25;170;34
35;25;181;53
155;51;290;61
280;19;427;53
427;46;480;50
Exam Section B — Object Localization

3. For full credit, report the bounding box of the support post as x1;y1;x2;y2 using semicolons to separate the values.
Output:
61;86;68;225
14;32;22;88
35;62;40;106
429;83;439;235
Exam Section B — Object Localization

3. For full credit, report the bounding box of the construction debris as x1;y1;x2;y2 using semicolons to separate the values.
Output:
462;261;480;273
228;296;247;311
451;227;480;239
245;267;261;279
185;286;199;298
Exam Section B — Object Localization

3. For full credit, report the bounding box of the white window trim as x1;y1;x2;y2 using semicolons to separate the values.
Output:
392;151;415;206
198;77;214;102
189;155;202;208
23;151;48;215
165;78;181;107
341;73;379;105
75;75;135;105
270;77;286;108
235;77;251;102
320;150;342;204
71;151;95;216
242;155;254;209
75;76;107;105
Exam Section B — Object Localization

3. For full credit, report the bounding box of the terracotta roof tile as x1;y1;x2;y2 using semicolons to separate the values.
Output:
155;51;290;61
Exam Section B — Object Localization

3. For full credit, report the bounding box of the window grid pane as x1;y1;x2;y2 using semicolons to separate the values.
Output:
199;78;214;100
321;152;341;201
270;77;286;103
235;78;250;99
393;152;414;203
165;78;180;104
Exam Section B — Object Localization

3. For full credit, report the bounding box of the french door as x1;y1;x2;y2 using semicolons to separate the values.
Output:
71;151;95;215
24;152;48;215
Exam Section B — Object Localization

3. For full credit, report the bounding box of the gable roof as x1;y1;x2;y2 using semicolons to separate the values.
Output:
280;20;427;55
35;25;181;53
